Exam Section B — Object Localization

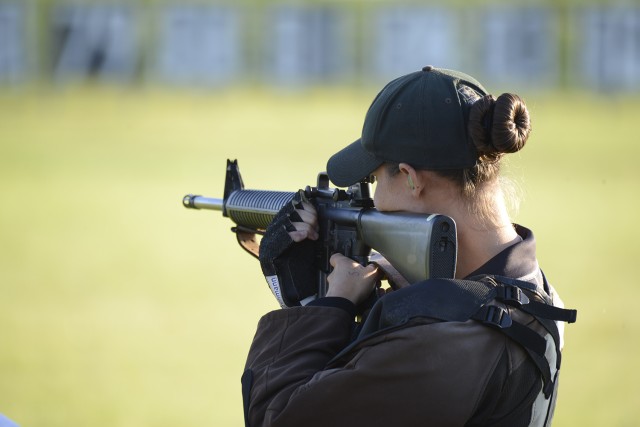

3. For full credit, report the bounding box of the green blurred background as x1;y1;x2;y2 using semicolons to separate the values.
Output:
1;1;640;426
2;86;638;427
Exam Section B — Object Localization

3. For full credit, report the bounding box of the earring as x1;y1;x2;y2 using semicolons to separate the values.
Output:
407;175;415;190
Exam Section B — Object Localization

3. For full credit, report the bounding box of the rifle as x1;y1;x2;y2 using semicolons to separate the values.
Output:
183;159;457;299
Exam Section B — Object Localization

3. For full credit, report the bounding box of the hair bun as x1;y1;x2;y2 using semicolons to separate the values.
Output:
468;94;496;155
468;93;531;156
492;93;531;154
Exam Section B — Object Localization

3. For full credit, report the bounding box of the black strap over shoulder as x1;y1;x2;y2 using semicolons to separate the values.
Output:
479;274;577;376
485;274;577;324
356;275;577;399
359;278;496;336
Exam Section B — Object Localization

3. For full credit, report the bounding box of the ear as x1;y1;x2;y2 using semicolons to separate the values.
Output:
398;163;422;196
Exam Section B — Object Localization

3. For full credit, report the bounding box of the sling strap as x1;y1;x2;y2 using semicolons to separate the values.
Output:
353;275;577;399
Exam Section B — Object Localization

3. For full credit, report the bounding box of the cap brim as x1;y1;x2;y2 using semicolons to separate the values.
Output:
326;139;383;187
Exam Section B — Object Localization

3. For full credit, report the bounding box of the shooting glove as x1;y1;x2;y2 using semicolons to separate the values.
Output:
259;190;318;308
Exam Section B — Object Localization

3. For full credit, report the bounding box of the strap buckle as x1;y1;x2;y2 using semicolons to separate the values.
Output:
496;284;530;307
482;305;512;329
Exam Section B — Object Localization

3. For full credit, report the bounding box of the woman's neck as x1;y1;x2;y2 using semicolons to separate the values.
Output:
454;222;520;278
408;170;521;279
425;179;519;279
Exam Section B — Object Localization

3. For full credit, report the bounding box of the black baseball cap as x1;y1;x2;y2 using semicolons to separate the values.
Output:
327;66;489;187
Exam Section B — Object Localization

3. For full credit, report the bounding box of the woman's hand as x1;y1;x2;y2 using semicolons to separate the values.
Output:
326;253;380;305
285;199;380;306
287;200;319;242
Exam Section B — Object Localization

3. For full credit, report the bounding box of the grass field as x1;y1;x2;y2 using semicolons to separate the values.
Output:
0;85;638;426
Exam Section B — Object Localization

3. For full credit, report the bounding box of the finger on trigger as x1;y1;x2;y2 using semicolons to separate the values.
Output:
365;264;380;278
329;252;346;266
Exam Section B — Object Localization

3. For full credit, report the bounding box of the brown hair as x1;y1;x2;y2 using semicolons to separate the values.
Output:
439;92;531;225
386;92;531;226
442;93;530;191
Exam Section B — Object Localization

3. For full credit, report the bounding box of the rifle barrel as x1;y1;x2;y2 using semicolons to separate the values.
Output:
183;190;295;230
183;195;224;211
